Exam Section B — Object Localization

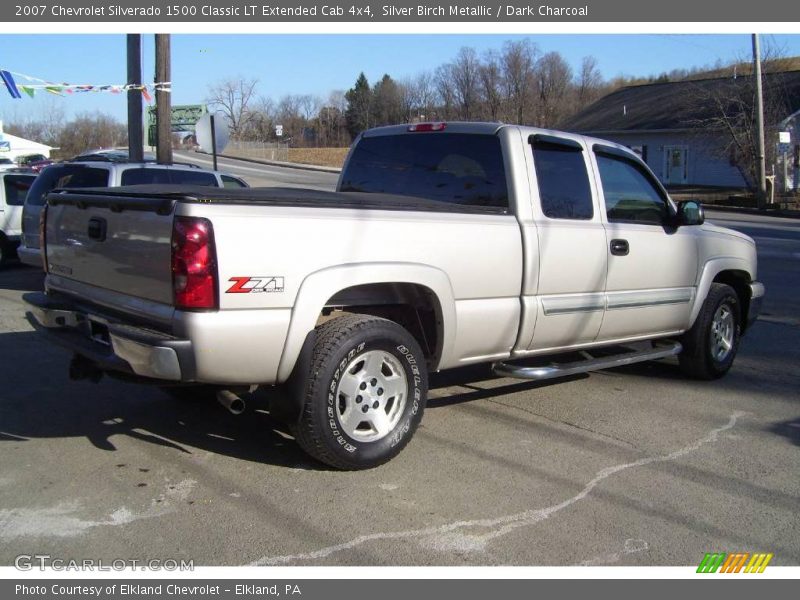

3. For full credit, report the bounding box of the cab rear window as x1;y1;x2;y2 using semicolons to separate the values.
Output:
340;133;508;210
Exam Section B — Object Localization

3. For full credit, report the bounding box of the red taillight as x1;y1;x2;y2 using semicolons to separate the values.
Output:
171;216;218;310
408;122;446;132
39;205;48;272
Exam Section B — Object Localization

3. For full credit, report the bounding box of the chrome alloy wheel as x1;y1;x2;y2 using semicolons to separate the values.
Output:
335;350;408;442
710;304;735;362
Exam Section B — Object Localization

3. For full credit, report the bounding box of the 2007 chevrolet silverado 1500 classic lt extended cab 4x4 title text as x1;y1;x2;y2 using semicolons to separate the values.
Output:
24;122;764;469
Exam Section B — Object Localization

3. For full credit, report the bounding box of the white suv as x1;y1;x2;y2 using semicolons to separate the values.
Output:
19;159;247;268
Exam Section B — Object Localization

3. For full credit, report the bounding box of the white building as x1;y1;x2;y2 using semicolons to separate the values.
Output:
564;71;800;193
0;121;55;162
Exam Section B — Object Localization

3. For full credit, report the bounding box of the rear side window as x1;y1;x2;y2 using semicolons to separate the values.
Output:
121;168;219;187
3;174;35;206
596;153;668;225
222;175;247;188
168;170;218;186
532;140;593;220
120;168;170;185
26;166;109;206
340;133;508;210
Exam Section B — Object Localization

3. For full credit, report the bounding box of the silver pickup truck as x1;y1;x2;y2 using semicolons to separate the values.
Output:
24;122;763;469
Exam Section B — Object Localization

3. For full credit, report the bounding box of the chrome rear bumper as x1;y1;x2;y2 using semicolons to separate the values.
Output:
24;291;193;381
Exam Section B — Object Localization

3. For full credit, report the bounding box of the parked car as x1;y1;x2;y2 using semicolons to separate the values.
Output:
18;158;248;267
24;122;763;469
0;157;18;172
28;159;54;173
0;171;37;265
16;153;48;166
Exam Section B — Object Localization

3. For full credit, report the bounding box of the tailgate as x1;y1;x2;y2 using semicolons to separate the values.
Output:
45;192;176;305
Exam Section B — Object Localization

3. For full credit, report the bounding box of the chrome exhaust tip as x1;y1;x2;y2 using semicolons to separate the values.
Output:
216;389;246;415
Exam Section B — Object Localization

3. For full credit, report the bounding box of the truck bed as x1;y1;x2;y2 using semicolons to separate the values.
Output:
48;185;509;215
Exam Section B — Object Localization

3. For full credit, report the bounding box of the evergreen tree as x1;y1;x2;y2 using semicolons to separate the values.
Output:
345;73;373;139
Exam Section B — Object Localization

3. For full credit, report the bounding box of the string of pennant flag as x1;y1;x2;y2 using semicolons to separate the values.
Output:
0;69;171;102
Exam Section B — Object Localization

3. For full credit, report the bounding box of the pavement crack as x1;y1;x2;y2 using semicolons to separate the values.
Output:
249;411;744;566
486;397;639;450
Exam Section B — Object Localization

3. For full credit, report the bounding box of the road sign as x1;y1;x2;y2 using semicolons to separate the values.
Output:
276;125;283;137
778;131;791;144
147;104;207;146
195;113;230;154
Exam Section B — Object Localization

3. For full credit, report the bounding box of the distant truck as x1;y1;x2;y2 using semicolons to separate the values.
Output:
24;122;763;469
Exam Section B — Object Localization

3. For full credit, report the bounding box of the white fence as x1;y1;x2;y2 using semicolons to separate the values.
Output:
224;140;289;162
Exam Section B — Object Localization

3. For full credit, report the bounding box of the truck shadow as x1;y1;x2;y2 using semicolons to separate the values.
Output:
2;322;795;472
0;330;324;470
768;417;800;447
0;263;44;292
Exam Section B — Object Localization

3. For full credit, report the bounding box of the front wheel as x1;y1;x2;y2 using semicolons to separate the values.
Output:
293;315;428;470
679;283;741;380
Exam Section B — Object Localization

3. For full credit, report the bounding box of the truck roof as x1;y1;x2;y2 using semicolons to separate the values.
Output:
360;121;641;161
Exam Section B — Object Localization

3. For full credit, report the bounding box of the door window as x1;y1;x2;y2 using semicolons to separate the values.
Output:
531;139;593;220
596;153;668;225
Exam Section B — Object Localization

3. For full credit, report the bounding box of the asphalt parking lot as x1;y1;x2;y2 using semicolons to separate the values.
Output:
0;161;797;566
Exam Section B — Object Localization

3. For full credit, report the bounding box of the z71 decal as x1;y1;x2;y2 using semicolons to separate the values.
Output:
226;276;285;294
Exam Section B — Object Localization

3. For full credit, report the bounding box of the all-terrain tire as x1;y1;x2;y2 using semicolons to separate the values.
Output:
293;315;428;470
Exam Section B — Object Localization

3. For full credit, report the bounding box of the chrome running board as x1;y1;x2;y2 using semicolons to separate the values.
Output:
492;341;682;381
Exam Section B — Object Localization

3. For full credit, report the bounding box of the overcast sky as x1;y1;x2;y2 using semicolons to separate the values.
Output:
2;33;800;122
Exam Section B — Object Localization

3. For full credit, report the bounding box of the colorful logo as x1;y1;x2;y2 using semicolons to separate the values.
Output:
697;552;773;573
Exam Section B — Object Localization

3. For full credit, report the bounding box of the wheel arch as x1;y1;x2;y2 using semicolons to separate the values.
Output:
275;263;456;382
690;258;754;331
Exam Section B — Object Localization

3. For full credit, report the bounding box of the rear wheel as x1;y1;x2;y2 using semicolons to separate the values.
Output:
679;283;741;380
293;315;427;470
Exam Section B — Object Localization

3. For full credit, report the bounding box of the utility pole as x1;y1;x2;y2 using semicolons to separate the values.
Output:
752;34;767;209
155;33;172;164
126;34;143;162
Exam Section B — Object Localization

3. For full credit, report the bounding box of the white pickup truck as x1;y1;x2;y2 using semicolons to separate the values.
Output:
24;122;763;469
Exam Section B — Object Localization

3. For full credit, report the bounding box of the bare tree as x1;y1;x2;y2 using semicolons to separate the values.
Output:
685;63;793;190
400;71;437;122
450;47;482;120
479;49;504;121
206;77;259;139
537;51;573;127
246;96;276;141
2;100;66;148
576;56;603;108
501;39;539;124
298;95;322;122
434;64;457;120
59;112;128;156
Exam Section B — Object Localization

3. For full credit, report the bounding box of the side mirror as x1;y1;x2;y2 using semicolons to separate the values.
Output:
676;200;704;226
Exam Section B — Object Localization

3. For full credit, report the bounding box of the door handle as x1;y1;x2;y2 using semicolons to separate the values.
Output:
87;217;107;241
610;239;629;256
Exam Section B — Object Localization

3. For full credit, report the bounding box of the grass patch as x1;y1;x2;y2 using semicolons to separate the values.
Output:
288;148;349;168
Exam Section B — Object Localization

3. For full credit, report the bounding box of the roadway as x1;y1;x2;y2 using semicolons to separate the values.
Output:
0;157;797;567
